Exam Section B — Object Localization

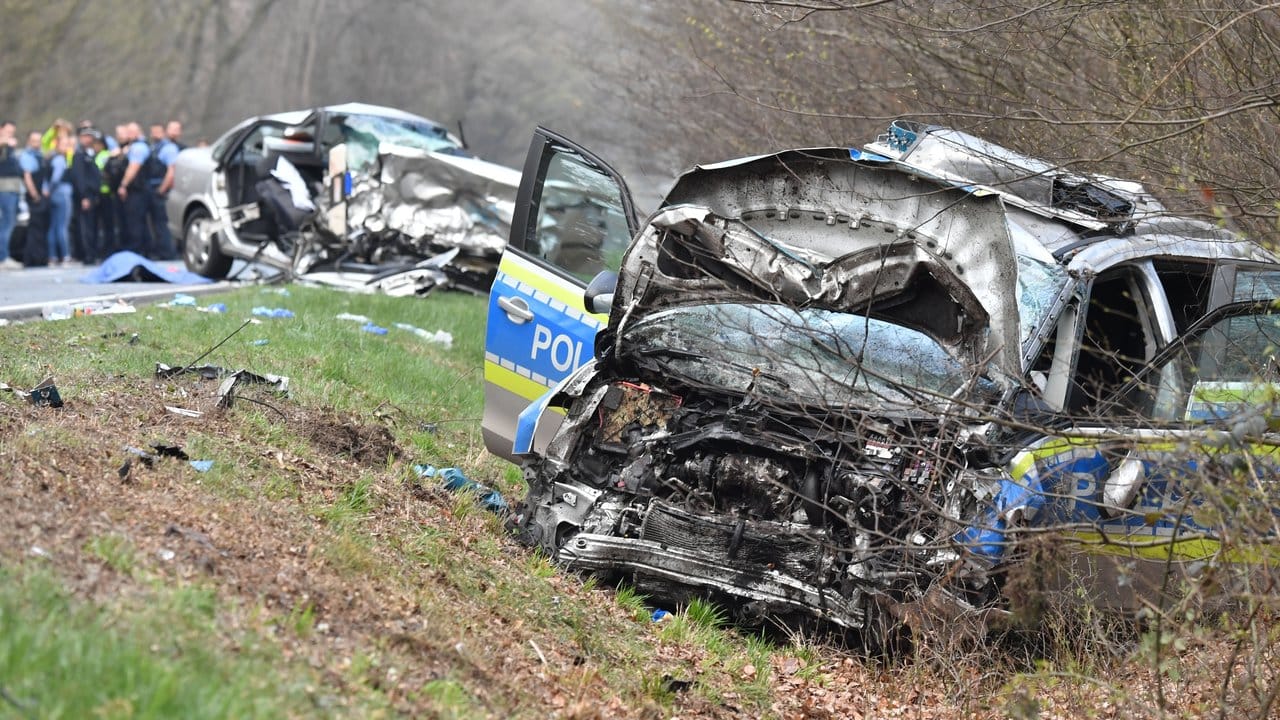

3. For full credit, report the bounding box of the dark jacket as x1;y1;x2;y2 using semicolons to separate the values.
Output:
68;147;103;202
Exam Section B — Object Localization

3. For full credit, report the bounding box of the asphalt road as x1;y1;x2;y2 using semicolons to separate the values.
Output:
0;260;264;320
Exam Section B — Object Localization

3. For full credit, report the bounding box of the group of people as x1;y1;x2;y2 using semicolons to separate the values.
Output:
0;118;188;270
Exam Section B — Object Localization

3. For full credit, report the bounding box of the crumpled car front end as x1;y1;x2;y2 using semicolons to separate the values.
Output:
512;150;1024;639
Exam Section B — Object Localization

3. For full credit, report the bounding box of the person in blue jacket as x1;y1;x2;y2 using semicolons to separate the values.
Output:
45;133;74;264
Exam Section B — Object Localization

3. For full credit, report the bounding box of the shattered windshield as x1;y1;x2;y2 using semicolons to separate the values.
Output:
1017;253;1069;346
623;303;993;411
329;113;462;173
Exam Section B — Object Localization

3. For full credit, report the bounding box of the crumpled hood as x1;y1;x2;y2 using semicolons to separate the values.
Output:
345;144;521;254
612;148;1024;378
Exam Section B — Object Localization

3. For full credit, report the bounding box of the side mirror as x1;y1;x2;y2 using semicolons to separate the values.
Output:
584;270;618;315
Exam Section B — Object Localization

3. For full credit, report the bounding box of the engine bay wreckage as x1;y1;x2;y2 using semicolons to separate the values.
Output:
507;124;1280;643
205;120;519;295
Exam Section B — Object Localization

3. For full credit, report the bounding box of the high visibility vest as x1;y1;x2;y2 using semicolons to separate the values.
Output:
95;150;110;194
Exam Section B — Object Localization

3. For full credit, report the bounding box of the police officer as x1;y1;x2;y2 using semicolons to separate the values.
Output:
116;122;151;255
68;127;103;264
147;123;179;260
18;130;50;267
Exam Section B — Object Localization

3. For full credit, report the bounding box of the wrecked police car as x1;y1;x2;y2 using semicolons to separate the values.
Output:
482;123;1280;642
168;102;519;293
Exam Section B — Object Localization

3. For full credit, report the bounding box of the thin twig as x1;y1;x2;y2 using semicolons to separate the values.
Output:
528;639;548;666
180;318;254;375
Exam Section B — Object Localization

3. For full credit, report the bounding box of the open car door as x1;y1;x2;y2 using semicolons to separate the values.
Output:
482;128;637;460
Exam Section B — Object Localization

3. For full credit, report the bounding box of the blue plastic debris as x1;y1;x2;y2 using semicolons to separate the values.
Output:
170;293;197;307
249;339;270;346
251;306;294;319
189;460;214;473
412;464;508;513
651;609;672;622
203;303;228;314
361;322;389;335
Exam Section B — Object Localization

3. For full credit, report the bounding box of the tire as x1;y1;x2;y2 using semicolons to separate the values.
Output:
183;207;233;279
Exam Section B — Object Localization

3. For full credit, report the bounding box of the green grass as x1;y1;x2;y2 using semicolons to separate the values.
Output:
0;567;358;720
0;285;804;718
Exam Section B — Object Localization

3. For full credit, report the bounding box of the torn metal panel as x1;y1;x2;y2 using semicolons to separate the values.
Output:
620;151;1024;377
341;145;517;258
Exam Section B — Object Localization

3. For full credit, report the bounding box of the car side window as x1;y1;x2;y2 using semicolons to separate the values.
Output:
1129;310;1280;422
233;124;285;168
1233;270;1280;303
529;148;632;283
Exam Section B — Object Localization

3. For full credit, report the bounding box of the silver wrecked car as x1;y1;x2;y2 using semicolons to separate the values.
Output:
481;123;1280;644
167;102;520;292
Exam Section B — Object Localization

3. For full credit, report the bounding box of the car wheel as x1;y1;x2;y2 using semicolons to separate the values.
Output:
183;208;233;279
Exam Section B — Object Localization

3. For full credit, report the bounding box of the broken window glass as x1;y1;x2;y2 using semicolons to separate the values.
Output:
1016;253;1068;346
531;148;631;282
328;113;462;174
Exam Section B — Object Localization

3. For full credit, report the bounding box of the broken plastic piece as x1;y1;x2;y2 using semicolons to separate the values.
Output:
335;313;371;323
200;303;228;314
170;293;198;307
651;609;672;622
251;306;295;318
250;339;270;346
393;323;454;348
28;377;63;408
125;446;156;467
151;443;190;460
1;377;64;408
361;322;388;335
164;405;204;418
412;464;508;513
189;460;214;472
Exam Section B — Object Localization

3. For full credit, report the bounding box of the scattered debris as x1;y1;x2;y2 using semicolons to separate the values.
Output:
2;377;65;408
157;548;176;561
189;460;214;473
124;446;157;468
251;306;295;319
335;313;370;323
151;443;190;460
169;293;198;307
393;323;453;348
155;363;290;408
651;609;672;623
412;464;507;514
361;322;388;335
250;339;270;346
302;249;460;297
660;675;694;694
201;303;228;314
164;405;204;418
41;299;136;321
102;331;141;344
